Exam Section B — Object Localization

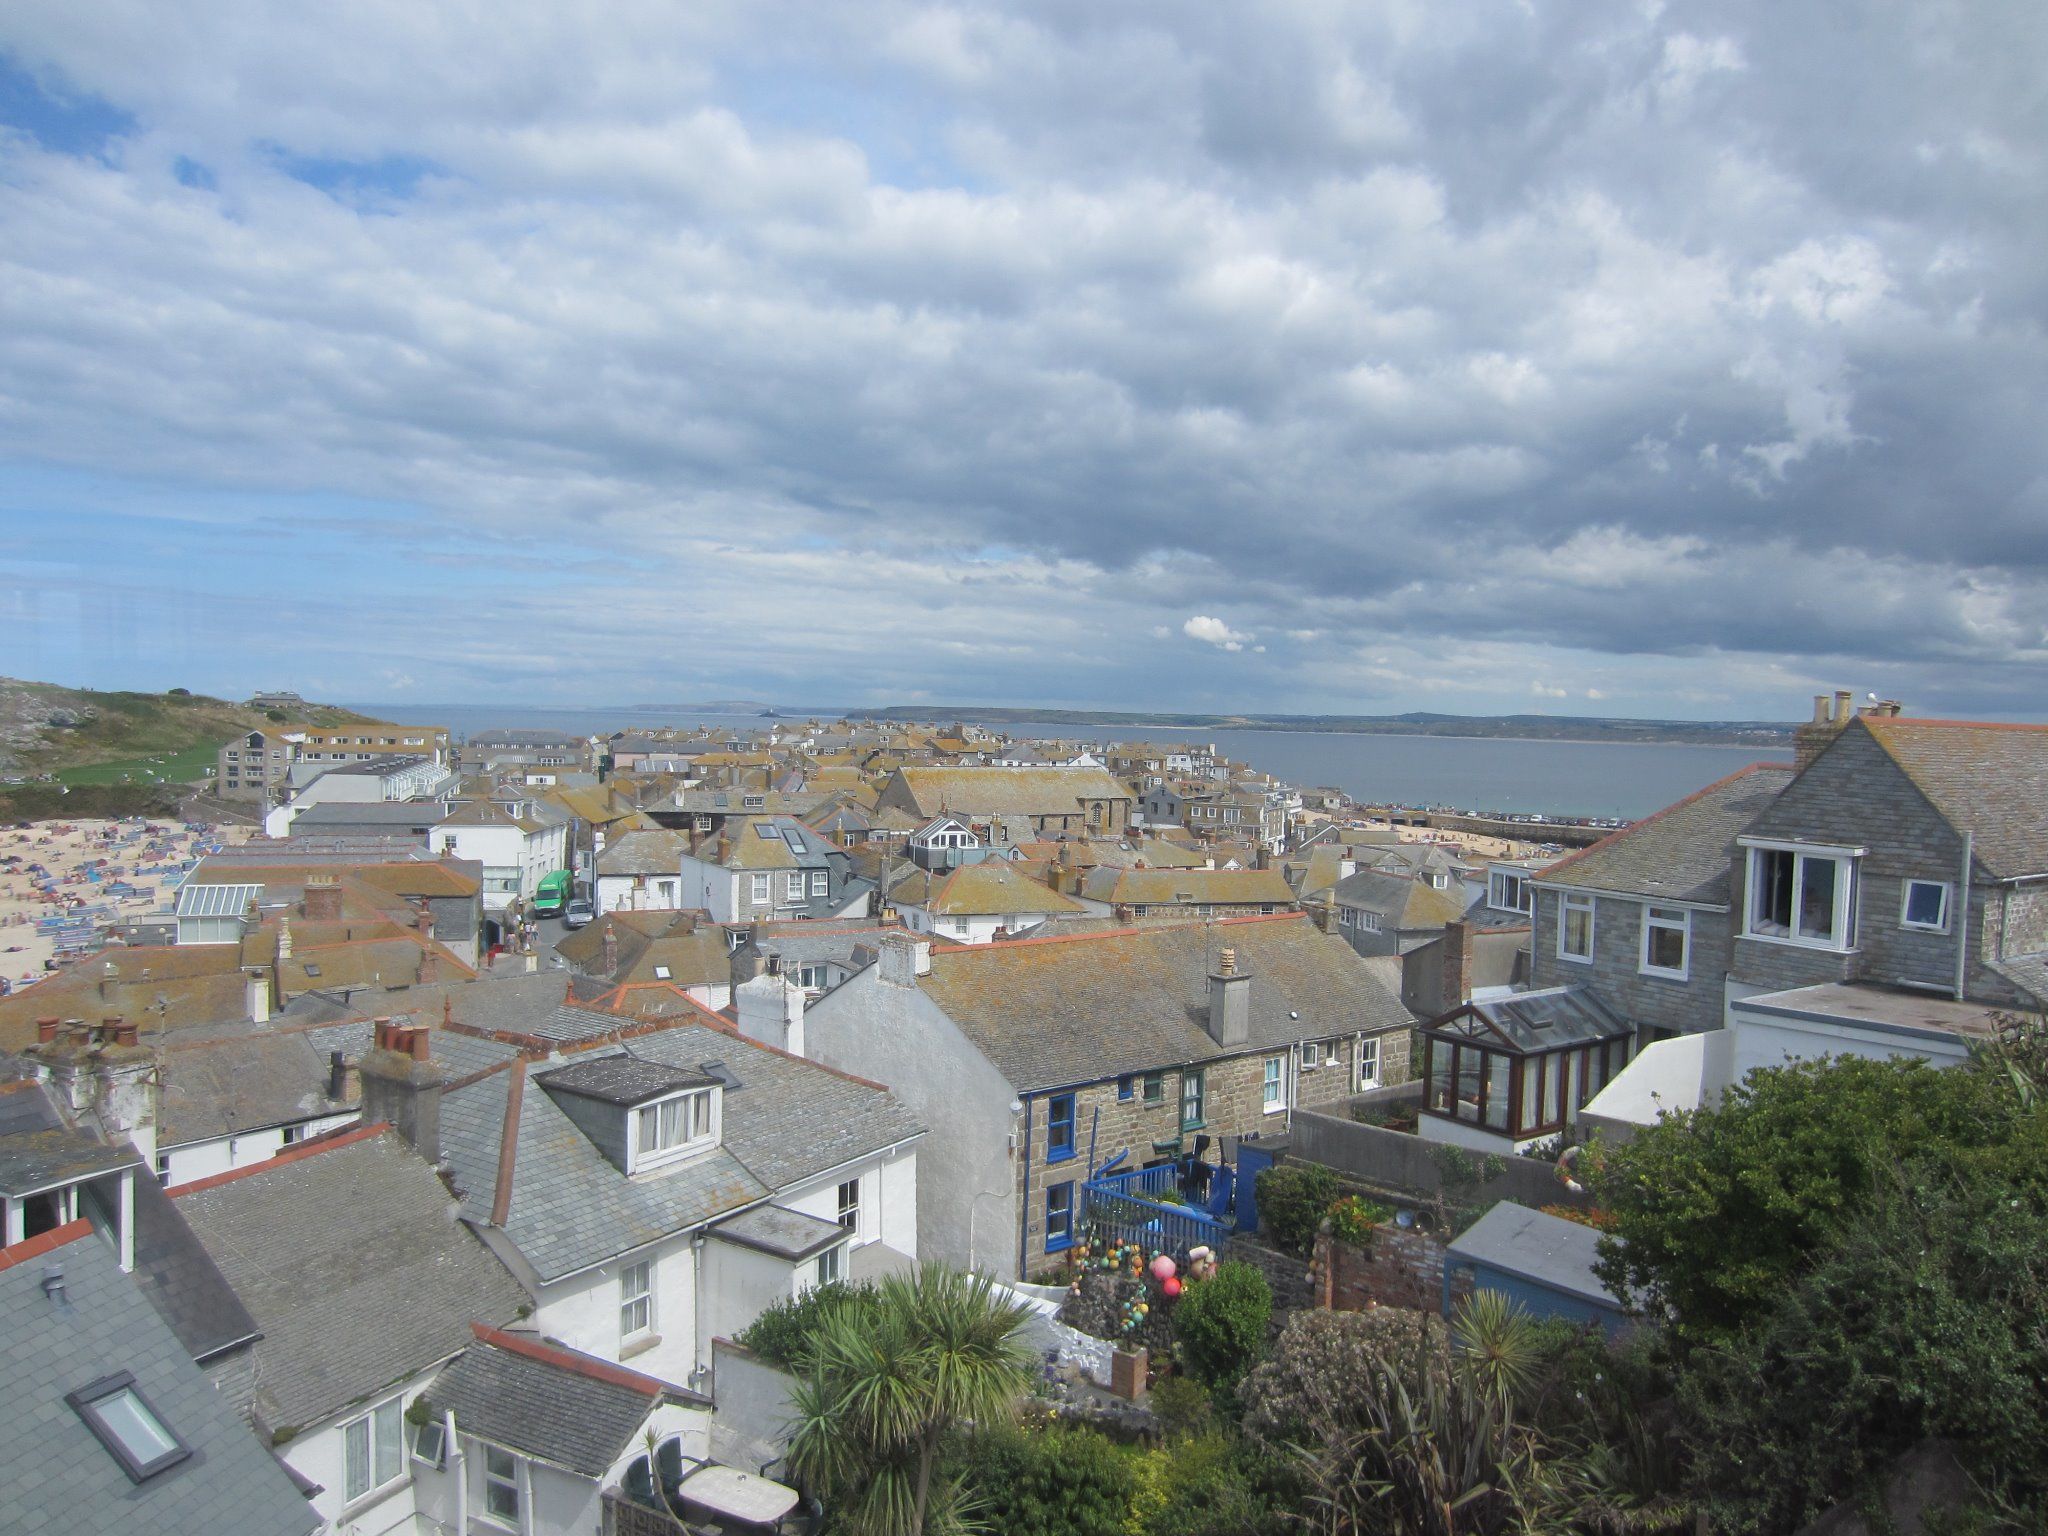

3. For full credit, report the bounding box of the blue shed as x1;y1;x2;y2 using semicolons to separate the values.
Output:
1444;1202;1627;1334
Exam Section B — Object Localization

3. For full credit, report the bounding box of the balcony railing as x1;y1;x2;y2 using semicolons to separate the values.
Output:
1081;1162;1232;1255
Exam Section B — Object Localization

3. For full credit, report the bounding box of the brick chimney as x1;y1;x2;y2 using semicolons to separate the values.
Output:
36;1016;60;1044
1441;919;1475;1009
359;1016;444;1163
416;945;440;985
414;900;436;941
1205;947;1251;1048
1793;691;1859;773
303;876;344;923
601;922;620;976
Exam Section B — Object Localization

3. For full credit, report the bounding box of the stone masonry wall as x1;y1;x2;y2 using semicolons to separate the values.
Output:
1312;1226;1467;1315
1529;886;1728;1038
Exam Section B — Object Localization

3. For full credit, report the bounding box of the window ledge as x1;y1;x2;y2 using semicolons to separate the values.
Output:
1740;932;1856;955
1262;1102;1286;1115
1556;951;1593;965
1638;967;1689;982
620;1334;662;1361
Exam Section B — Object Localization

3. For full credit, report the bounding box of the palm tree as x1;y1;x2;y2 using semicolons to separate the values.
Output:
786;1262;1035;1536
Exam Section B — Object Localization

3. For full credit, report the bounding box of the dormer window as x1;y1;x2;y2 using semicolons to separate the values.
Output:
634;1088;716;1169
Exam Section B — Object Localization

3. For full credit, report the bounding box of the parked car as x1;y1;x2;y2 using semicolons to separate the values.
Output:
562;894;596;929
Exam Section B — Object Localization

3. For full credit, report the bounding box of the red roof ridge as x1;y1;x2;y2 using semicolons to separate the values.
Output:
1535;761;1792;883
0;1218;92;1271
490;1061;525;1228
169;1121;391;1196
469;1322;679;1398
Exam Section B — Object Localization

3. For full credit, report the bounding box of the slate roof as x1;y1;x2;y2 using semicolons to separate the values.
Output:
442;1022;922;1281
1331;869;1465;930
887;766;1137;820
129;1167;262;1365
175;1128;528;1435
1080;866;1297;908
538;1056;719;1106
0;1223;320;1536
596;829;691;877
1535;762;1792;904
914;913;1415;1092
925;862;1084;917
0;1085;141;1195
424;1329;675;1478
1859;717;2048;879
154;1032;356;1149
1447;1201;1622;1309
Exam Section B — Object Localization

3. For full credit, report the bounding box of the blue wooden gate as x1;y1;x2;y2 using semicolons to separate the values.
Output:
1235;1143;1277;1234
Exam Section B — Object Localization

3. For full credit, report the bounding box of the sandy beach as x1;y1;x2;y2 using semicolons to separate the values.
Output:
0;817;254;993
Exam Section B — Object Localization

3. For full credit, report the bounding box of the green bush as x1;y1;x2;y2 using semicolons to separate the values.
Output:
1132;1432;1281;1536
732;1281;878;1370
1326;1194;1393;1246
1255;1162;1338;1256
1175;1261;1271;1390
950;1422;1136;1536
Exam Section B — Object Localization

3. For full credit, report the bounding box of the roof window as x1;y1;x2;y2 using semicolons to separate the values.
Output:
68;1372;191;1483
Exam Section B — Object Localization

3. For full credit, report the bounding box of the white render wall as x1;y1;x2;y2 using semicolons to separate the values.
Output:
596;872;685;914
161;1111;359;1188
533;1230;704;1387
776;1145;918;1260
898;908;1062;945
277;1363;441;1536
678;857;741;923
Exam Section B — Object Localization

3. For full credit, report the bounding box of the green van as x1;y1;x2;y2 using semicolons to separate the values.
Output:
532;869;572;917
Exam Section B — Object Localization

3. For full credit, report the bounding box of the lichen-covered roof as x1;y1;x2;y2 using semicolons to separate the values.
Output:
926;861;1084;917
1860;717;2048;879
1079;866;1296;908
915;913;1414;1091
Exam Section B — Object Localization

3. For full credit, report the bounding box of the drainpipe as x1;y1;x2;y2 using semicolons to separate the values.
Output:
1015;1096;1033;1281
690;1229;709;1396
446;1410;466;1536
1954;832;1972;1001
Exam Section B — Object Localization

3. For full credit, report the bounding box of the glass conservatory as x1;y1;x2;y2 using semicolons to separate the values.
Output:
1419;987;1635;1147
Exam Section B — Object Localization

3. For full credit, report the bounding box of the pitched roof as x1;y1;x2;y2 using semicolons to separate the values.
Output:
174;1128;528;1433
1079;866;1297;908
1857;716;2048;879
440;1020;921;1281
1330;869;1465;929
0;1223;319;1536
596;828;691;877
888;766;1135;820
425;1328;680;1477
1535;762;1793;904
913;913;1414;1091
925;861;1085;917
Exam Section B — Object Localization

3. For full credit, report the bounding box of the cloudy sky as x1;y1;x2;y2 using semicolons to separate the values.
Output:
1;2;2044;719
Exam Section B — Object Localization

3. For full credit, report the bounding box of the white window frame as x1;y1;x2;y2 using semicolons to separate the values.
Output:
1356;909;1381;933
481;1443;521;1529
1900;879;1952;934
620;1258;654;1343
785;872;805;902
629;1088;718;1172
1301;1040;1321;1070
749;873;771;905
1356;1035;1381;1090
342;1395;407;1506
1640;905;1690;980
1558;892;1595;963
1489;869;1530;913
1262;1054;1285;1113
811;870;829;897
1741;840;1857;951
807;1242;844;1292
837;1176;863;1240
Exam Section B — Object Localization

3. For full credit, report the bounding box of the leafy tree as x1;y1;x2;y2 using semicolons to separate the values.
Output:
1588;1054;2016;1339
1174;1261;1271;1390
786;1263;1035;1536
946;1422;1135;1536
1255;1163;1339;1255
1677;1176;2048;1532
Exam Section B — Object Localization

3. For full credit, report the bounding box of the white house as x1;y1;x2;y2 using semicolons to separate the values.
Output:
885;859;1085;945
594;828;692;914
433;799;569;915
262;754;452;837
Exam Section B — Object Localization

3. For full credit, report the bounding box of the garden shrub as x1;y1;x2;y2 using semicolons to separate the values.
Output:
732;1280;878;1369
951;1422;1136;1536
1254;1162;1339;1255
1130;1432;1279;1536
1241;1306;1446;1452
1326;1194;1393;1246
1174;1261;1271;1389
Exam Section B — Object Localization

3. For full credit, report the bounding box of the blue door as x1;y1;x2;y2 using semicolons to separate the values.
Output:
1236;1144;1277;1233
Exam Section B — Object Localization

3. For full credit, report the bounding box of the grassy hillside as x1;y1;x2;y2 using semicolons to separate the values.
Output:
0;679;376;817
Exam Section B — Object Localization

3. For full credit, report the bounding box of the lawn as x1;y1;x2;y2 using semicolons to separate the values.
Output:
54;741;220;787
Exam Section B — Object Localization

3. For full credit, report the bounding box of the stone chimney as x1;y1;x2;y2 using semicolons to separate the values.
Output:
878;932;932;988
1441;919;1475;1009
358;1016;444;1164
416;945;440;985
601;922;620;976
735;971;806;1056
1793;691;1859;773
303;876;344;924
29;1018;157;1156
277;913;293;962
243;966;272;1024
414;901;436;941
1205;947;1252;1048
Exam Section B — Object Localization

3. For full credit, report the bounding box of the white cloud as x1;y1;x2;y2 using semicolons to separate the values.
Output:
1531;681;1569;698
1184;615;1253;651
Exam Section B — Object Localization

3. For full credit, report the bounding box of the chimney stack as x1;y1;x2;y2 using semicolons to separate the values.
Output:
277;913;293;962
601;922;620;976
243;966;272;1024
878;933;932;988
36;1017;59;1044
416;946;440;985
359;1016;443;1163
1440;919;1475;1010
1793;690;1858;773
414;901;435;940
735;971;806;1057
327;1049;348;1102
1205;947;1251;1048
303;877;344;924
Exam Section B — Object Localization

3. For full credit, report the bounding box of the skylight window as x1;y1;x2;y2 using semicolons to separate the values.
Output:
780;828;808;855
68;1373;190;1483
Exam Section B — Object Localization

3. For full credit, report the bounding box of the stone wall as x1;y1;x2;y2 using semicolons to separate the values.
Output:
1311;1226;1469;1315
1225;1233;1314;1340
1289;1108;1592;1211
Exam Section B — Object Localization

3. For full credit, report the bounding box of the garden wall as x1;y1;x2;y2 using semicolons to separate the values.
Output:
708;1338;798;1462
1311;1227;1472;1315
1289;1108;1592;1212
